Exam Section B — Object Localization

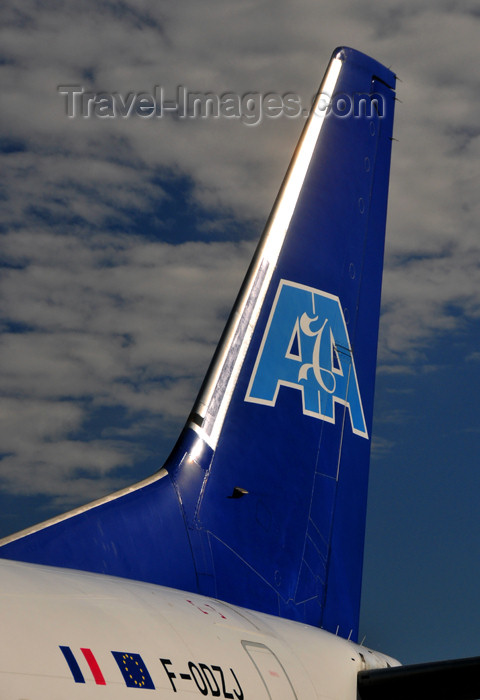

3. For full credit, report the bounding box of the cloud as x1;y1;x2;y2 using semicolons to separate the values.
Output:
371;435;396;459
0;225;252;504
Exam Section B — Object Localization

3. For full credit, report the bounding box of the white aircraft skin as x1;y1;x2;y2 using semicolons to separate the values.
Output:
0;559;398;699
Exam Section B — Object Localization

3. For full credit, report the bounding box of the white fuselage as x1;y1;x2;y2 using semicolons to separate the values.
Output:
0;559;398;699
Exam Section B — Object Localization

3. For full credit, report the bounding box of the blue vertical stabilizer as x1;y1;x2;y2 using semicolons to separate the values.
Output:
0;47;396;641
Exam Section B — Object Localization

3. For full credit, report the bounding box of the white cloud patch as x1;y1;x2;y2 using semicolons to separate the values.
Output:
0;227;252;505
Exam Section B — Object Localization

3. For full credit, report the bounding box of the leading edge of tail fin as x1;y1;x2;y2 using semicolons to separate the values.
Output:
0;48;396;640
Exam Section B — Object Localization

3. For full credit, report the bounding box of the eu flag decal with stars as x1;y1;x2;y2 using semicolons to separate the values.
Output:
112;652;155;689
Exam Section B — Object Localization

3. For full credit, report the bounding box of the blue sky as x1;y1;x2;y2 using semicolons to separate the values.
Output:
2;0;480;667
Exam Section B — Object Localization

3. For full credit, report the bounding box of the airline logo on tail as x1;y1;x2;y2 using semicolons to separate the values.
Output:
245;279;368;438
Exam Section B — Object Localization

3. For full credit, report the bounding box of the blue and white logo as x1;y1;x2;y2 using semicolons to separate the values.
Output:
245;280;368;438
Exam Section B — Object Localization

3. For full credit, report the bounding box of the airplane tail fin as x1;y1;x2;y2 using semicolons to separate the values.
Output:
0;47;396;641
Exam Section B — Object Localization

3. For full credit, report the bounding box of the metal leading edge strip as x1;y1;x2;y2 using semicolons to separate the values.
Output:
189;55;343;450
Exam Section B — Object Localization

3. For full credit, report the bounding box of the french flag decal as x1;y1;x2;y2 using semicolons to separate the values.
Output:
59;646;105;685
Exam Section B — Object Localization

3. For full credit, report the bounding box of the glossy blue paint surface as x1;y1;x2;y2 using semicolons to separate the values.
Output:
0;48;395;642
